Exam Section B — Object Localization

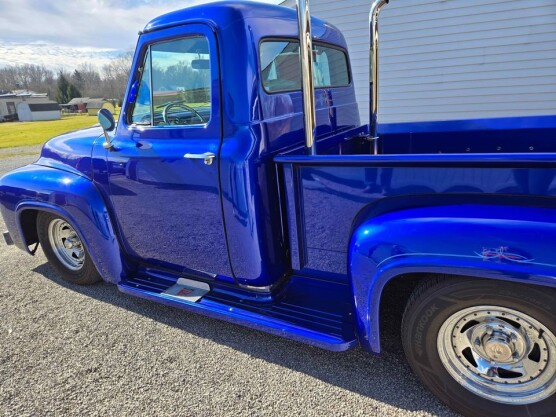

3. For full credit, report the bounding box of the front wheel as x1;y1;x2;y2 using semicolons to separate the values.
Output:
402;277;556;417
37;212;101;285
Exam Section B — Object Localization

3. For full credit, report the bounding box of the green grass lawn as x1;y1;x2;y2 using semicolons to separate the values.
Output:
0;114;98;149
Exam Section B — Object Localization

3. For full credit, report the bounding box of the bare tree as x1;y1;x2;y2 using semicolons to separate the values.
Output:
0;64;55;97
0;66;18;92
72;63;102;98
0;53;132;103
102;51;133;104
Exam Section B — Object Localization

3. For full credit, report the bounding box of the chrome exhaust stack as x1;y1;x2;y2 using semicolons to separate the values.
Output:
369;0;389;154
296;0;317;155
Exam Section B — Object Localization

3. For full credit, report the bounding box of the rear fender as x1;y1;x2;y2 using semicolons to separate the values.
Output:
0;164;125;284
348;204;556;353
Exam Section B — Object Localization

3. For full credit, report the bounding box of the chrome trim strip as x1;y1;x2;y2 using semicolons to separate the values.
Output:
238;283;274;293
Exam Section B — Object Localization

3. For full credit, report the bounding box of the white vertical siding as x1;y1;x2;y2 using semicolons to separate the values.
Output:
281;0;556;123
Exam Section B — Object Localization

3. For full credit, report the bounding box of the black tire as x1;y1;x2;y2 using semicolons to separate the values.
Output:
37;211;101;285
402;276;556;417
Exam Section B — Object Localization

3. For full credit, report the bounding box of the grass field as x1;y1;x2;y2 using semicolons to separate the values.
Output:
0;114;98;149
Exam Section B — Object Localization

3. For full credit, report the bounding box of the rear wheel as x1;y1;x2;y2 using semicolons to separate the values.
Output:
37;212;101;285
402;277;556;417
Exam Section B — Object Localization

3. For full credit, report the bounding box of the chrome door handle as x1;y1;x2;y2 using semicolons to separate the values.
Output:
184;152;215;165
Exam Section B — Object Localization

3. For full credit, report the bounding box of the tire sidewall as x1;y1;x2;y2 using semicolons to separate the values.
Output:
403;278;556;417
37;211;101;285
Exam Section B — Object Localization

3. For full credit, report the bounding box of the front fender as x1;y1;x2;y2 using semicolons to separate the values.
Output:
348;204;556;353
0;164;125;284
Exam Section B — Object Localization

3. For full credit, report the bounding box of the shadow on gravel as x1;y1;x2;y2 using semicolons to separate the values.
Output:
33;262;457;417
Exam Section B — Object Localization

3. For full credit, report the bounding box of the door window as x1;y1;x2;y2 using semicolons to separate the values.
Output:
130;36;211;126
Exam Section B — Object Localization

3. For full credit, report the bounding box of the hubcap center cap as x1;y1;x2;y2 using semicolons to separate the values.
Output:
484;337;513;362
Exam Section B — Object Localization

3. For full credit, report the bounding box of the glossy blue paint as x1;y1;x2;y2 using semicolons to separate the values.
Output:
349;205;556;352
111;1;359;287
1;1;555;358
277;149;556;280
99;23;233;282
0;164;125;284
0;2;359;289
39;125;103;178
379;115;556;154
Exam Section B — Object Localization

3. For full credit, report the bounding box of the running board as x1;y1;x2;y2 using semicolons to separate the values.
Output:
118;275;357;351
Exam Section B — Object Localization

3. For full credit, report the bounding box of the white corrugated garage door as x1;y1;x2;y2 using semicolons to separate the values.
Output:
282;0;556;124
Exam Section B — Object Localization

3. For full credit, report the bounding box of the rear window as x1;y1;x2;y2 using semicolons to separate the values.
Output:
260;40;350;93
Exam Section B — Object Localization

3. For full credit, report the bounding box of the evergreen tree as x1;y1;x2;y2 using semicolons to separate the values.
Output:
66;83;81;101
55;73;70;103
55;72;81;103
72;69;85;92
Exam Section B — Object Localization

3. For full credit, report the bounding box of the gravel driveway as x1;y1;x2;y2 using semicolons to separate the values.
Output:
0;150;459;417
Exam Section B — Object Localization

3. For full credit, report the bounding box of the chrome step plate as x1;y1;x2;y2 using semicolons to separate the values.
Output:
162;278;210;303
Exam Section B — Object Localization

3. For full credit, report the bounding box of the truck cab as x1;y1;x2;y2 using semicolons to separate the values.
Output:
98;2;360;289
1;2;555;416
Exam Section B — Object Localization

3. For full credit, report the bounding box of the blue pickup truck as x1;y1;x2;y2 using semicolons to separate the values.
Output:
1;1;555;416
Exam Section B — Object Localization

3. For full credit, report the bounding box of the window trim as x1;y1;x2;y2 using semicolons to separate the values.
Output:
258;37;352;95
149;45;154;126
126;34;213;129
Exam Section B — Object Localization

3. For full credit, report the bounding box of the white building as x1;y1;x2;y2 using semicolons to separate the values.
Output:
281;0;556;124
0;91;51;121
16;101;61;122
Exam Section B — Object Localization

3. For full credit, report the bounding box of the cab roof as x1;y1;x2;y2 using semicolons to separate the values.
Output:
143;1;347;49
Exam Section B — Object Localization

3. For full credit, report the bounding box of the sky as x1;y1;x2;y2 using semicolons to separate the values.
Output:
0;0;281;72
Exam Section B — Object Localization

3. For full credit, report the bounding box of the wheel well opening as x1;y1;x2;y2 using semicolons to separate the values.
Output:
19;209;39;247
378;273;556;354
378;273;429;353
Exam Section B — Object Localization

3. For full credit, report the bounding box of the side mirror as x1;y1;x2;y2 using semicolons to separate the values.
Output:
98;108;115;131
98;108;116;150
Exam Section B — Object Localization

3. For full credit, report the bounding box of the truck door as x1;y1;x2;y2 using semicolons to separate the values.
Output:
106;24;232;280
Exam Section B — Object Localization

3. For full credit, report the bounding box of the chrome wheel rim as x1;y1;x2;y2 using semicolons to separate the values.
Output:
47;218;85;271
438;305;556;404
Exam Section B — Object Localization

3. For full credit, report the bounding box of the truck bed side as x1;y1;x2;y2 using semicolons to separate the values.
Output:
277;114;556;280
277;142;556;351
